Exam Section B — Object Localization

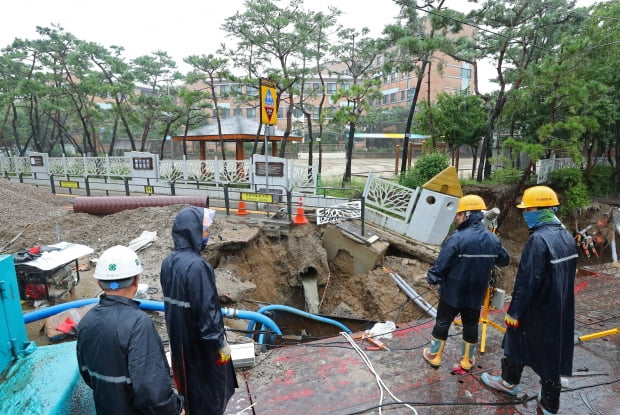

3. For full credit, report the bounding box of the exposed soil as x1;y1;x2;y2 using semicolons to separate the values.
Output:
1;179;617;346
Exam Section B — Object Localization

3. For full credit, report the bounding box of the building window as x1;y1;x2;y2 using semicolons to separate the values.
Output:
377;56;383;66
407;88;416;99
246;107;256;118
461;68;472;80
342;82;350;91
220;84;229;94
313;82;322;92
246;86;257;96
391;71;397;82
327;82;337;94
383;95;388;104
313;107;320;119
391;93;396;103
400;91;406;101
219;108;230;118
234;107;242;117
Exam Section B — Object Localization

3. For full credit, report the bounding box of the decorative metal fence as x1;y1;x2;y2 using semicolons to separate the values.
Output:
538;157;610;183
0;156;317;190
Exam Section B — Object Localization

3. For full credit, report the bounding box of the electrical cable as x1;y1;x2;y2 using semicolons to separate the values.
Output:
340;331;418;415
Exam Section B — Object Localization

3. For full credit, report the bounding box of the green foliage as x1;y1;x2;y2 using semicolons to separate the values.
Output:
549;168;589;216
319;175;366;198
399;152;449;189
489;168;525;185
586;165;614;197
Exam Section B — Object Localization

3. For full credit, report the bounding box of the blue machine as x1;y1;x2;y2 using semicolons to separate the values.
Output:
0;254;94;414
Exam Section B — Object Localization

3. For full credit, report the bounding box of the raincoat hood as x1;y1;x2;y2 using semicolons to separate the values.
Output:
172;206;206;252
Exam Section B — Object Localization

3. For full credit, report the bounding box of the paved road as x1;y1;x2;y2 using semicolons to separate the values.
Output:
300;152;476;180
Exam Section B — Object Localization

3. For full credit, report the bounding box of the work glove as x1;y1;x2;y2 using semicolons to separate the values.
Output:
504;314;519;329
216;341;231;365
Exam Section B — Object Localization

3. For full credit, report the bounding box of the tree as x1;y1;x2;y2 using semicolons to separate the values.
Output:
224;0;308;157
330;27;383;184
468;0;583;182
385;0;471;173
415;90;486;176
185;53;232;160
293;7;341;173
131;51;183;152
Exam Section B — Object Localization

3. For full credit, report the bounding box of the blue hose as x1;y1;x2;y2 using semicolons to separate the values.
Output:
23;298;282;343
246;304;352;344
23;298;99;324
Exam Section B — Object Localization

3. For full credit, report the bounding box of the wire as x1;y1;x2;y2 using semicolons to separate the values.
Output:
340;331;418;415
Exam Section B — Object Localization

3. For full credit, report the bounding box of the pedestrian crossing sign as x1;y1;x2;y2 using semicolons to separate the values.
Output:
260;78;277;125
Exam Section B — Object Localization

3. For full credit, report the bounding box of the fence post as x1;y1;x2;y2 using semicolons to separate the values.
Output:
124;177;130;196
360;196;366;237
223;184;230;216
85;176;91;196
286;189;292;220
49;174;56;194
170;181;175;196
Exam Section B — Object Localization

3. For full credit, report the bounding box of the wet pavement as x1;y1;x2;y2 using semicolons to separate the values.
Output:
226;263;620;415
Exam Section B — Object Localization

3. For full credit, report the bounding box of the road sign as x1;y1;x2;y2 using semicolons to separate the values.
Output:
260;78;277;125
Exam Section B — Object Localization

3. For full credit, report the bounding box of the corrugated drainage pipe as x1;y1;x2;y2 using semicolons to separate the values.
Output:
246;304;352;345
73;196;209;215
23;299;282;342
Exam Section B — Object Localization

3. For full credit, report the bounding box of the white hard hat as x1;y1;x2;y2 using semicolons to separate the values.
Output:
94;245;143;280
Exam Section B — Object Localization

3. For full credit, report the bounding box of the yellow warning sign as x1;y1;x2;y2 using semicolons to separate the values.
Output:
260;78;277;125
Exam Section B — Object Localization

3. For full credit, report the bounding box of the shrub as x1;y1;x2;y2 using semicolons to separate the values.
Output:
490;168;523;185
587;165;614;197
399;152;449;189
549;168;589;216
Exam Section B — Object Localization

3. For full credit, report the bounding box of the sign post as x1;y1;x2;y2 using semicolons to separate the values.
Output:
260;78;278;192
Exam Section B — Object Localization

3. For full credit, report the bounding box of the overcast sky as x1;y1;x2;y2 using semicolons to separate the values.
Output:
1;0;596;93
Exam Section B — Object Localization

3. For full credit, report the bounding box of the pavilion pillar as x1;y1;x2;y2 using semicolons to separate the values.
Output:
271;140;278;157
199;141;206;160
236;141;245;160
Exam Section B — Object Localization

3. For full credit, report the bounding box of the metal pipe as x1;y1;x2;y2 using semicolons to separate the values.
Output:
388;270;437;318
73;195;209;215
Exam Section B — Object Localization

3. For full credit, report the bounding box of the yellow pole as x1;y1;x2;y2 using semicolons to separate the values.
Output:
578;327;620;342
479;286;506;353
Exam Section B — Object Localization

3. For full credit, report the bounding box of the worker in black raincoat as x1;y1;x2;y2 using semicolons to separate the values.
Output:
160;206;237;415
77;245;184;415
423;195;510;372
482;186;577;415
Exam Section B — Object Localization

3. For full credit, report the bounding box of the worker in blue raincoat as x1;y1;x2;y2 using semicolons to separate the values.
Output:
423;195;510;372
77;245;184;415
160;206;237;415
482;186;577;415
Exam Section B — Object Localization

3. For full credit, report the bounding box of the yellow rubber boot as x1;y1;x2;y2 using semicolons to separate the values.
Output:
423;337;446;368
459;341;476;371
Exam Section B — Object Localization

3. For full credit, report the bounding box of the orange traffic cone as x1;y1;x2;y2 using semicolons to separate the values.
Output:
293;197;309;225
236;200;248;216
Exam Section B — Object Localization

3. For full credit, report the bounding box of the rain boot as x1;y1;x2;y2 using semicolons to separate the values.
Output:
422;337;445;368
459;341;476;371
480;372;519;396
537;379;560;414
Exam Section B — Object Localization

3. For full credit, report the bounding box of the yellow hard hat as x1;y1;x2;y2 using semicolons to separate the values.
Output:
457;194;487;213
516;186;559;209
